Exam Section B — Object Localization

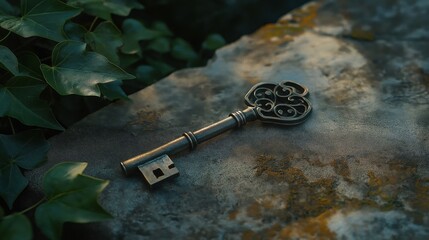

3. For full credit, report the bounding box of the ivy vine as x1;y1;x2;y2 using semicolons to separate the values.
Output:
0;0;225;239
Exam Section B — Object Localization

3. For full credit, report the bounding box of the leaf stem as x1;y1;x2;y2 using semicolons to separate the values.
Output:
0;31;11;43
89;17;99;32
19;197;47;214
8;117;15;135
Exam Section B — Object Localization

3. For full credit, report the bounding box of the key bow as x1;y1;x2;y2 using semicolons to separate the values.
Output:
244;81;312;125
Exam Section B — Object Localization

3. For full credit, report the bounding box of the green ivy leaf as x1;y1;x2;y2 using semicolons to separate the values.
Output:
85;21;122;64
171;38;198;61
121;18;157;55
0;130;49;209
67;0;143;20
0;45;19;75
151;21;172;37
0;0;18;15
146;59;175;76
136;65;158;84
202;33;226;51
147;37;170;53
17;52;43;79
0;76;64;130
64;21;87;42
0;0;81;42
35;162;112;240
0;213;32;240
41;40;134;96
99;80;128;101
117;52;139;69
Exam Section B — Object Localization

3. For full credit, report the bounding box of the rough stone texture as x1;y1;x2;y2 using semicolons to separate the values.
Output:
25;0;429;239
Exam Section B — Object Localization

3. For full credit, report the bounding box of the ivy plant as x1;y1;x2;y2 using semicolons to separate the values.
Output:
0;0;224;239
0;161;111;240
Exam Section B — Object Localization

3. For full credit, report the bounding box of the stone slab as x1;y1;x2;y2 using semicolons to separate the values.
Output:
24;0;429;239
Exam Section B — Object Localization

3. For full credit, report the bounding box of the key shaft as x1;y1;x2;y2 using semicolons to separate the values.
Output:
120;107;257;175
121;81;312;186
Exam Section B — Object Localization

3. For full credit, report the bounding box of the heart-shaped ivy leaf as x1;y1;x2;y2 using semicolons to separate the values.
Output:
0;213;32;240
64;21;87;42
202;34;226;51
0;76;64;130
136;65;158;84
35;162;112;240
147;37;170;53
118;51;140;69
67;0;143;20
0;0;18;15
151;21;172;37
0;0;81;42
18;52;43;79
0;130;48;209
99;81;128;100
146;58;175;76
171;38;198;61
121;18;157;55
85;21;122;64
41;40;134;96
0;45;19;75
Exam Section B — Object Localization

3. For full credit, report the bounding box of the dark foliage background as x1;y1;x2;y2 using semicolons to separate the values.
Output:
142;0;307;45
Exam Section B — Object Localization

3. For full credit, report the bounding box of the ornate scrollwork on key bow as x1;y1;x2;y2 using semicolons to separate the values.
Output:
244;81;312;125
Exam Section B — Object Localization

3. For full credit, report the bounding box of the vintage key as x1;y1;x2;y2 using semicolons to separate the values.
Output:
121;81;312;186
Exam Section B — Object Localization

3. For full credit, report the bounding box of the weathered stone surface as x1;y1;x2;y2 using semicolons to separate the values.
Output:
25;0;429;239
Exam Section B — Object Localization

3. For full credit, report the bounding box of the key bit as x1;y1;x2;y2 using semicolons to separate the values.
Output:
138;155;178;186
121;81;312;187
